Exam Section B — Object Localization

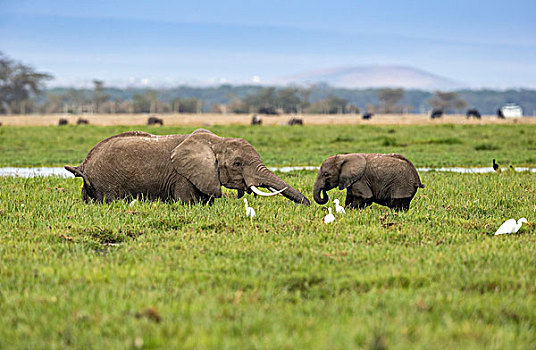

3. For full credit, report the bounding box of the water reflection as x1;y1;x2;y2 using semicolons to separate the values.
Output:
0;167;74;178
0;166;535;178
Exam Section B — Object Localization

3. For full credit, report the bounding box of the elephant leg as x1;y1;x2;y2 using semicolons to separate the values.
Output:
173;174;215;205
81;181;108;203
387;198;412;211
347;184;373;209
81;185;91;203
346;193;372;209
345;192;353;207
349;198;373;209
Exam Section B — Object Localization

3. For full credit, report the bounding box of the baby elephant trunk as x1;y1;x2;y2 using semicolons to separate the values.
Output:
313;180;329;204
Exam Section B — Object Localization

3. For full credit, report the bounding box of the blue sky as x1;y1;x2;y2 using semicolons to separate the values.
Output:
1;0;535;88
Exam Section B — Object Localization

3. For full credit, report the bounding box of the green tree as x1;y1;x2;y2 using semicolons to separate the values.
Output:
377;88;404;113
277;87;309;113
243;87;278;113
56;89;90;114
0;52;53;114
172;98;202;113
237;87;311;114
93;79;109;113
305;96;350;114
133;90;158;113
428;91;467;113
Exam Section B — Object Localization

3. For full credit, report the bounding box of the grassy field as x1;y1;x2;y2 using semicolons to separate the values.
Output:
1;124;535;349
1;123;535;167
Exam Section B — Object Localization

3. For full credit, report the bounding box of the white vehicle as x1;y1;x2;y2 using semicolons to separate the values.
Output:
500;103;523;118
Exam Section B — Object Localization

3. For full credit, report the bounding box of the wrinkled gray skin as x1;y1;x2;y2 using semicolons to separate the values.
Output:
65;129;310;205
313;153;424;210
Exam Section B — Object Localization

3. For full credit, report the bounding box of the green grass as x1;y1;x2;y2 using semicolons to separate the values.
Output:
1;125;535;349
1;123;535;167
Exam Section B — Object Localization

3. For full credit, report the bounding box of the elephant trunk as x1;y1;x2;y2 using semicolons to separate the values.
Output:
313;180;329;204
251;164;310;206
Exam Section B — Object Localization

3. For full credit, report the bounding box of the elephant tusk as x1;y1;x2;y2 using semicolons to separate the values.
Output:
269;187;286;196
250;186;287;197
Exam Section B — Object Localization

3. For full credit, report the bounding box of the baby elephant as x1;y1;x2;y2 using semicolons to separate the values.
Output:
313;153;424;210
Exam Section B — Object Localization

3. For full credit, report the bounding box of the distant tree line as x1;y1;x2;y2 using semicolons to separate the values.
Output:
23;84;536;116
2;52;535;116
0;51;52;114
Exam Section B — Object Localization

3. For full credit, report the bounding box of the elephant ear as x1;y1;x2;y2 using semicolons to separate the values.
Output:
338;154;367;190
171;133;222;198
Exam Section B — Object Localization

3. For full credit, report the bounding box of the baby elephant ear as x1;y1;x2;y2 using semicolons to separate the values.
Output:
338;154;367;190
171;133;222;198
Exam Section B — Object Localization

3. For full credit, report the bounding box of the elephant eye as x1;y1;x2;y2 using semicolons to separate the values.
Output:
234;161;242;167
323;172;329;177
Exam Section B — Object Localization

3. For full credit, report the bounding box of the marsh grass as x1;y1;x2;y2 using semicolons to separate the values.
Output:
1;124;535;348
1;169;535;349
1;124;535;167
474;143;501;151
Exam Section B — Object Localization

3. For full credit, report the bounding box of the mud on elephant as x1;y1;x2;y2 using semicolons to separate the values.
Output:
313;153;424;210
65;129;310;205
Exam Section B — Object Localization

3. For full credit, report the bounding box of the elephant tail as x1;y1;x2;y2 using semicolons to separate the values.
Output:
64;165;92;188
417;182;425;188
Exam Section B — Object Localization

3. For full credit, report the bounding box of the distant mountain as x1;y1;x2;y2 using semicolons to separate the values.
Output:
272;65;465;91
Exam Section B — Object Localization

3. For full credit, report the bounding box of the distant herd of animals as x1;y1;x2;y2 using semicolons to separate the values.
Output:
251;115;304;126
58;118;89;125
430;108;512;120
431;108;483;119
251;114;367;125
47;107;517;127
65;129;425;212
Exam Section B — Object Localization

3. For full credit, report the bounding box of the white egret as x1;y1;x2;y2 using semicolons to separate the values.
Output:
334;199;345;214
244;198;256;218
494;218;528;235
324;207;335;224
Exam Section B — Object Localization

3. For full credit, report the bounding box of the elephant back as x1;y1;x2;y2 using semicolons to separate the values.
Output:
384;153;424;188
368;153;424;189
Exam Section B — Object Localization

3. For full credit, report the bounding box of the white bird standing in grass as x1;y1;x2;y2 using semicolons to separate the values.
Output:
494;218;528;235
334;199;345;214
244;198;256;218
324;207;335;224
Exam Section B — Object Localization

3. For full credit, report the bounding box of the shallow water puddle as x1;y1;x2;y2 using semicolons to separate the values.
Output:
0;166;535;178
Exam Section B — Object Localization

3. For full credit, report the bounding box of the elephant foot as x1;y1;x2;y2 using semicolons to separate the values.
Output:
387;198;412;211
347;198;373;209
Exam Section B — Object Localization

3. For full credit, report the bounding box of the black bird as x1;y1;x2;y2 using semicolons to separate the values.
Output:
492;159;500;172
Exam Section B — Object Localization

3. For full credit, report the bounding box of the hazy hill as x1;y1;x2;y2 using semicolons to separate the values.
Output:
273;65;464;91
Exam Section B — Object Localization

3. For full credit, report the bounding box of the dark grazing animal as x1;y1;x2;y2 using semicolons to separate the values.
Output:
147;117;164;126
77;118;89;125
287;118;303;126
466;108;481;119
251;115;262;125
362;113;373;120
430;109;443;119
58;118;69;126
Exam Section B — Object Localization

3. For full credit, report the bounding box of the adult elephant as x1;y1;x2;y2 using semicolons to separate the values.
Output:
65;129;310;205
313;153;424;210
